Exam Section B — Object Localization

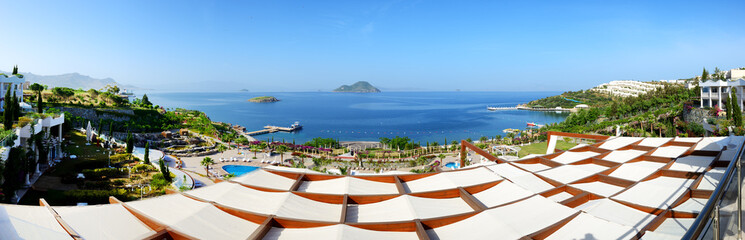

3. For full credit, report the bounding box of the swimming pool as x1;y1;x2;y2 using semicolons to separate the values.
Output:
445;162;459;169
222;165;260;176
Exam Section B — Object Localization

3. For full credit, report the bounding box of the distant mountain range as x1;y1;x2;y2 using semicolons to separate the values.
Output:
0;71;140;90
333;81;381;93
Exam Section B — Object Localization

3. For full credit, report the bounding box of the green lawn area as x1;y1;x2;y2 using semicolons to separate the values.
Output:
517;140;578;158
49;131;112;177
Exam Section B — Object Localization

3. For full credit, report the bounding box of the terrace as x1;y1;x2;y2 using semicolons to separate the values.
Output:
0;132;744;239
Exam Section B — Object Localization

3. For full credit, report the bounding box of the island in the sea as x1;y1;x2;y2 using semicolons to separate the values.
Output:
333;81;381;93
248;96;280;103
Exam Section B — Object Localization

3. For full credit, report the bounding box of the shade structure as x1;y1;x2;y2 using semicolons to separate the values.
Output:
0;133;740;240
598;137;644;150
548;151;601;164
53;204;156;240
125;194;259;239
0;204;72;240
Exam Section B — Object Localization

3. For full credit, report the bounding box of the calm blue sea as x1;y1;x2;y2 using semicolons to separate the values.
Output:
145;91;568;145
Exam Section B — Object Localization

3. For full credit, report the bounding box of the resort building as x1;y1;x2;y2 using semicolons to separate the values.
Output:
591;80;664;97
698;79;745;110
728;68;745;80
0;74;26;111
0;132;739;239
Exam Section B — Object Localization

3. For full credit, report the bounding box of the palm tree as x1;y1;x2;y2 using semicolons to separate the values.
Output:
250;145;261;158
276;145;288;163
201;157;214;178
217;144;227;158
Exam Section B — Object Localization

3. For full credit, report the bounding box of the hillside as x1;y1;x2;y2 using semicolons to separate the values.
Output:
527;90;613;109
1;71;140;90
333;81;381;93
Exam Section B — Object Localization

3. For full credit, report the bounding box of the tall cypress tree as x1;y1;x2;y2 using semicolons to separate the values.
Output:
733;88;743;127
11;65;18;75
108;122;114;141
125;131;134;153
11;90;20;122
3;87;12;130
725;93;732;120
143;142;150;164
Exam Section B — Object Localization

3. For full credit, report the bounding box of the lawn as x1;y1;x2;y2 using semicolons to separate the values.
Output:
517;140;578;158
50;131;113;177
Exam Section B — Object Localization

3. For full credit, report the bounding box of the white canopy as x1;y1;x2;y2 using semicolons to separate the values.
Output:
186;182;342;222
549;151;601;164
231;169;297;190
125;194;258;239
54;204;156;240
0;204;72;240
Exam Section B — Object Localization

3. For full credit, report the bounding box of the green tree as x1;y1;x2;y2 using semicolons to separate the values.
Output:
11;90;20;122
125;131;134;153
51;87;75;101
725;93;732;120
276;145;288;163
3;87;12;130
11;65;18;75
158;157;172;182
108;122;114;141
702;67;710;82
733;88;743;127
141;94;152;107
217;144;227;158
201;157;214;178
143;142;150;165
28;83;46;113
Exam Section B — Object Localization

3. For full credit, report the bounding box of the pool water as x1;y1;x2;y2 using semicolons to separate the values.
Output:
445;162;459;169
222;165;260;176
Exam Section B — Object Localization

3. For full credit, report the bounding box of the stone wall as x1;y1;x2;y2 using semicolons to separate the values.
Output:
684;108;708;125
57;107;134;123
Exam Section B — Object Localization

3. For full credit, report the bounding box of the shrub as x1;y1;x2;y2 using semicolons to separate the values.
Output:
63;189;129;204
81;168;125;180
110;153;133;164
133;164;155;173
150;172;175;188
112;179;126;186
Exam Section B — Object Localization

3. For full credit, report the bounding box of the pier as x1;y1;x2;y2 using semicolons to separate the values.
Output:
245;123;302;136
488;106;576;112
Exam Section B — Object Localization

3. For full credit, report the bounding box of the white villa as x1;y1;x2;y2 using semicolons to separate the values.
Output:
698;68;745;110
0;74;26;110
591;80;664;97
699;79;745;109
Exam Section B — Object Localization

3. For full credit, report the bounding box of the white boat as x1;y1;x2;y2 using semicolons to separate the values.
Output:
487;106;497;111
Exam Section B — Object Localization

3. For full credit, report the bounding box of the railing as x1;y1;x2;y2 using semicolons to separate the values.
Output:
684;138;745;239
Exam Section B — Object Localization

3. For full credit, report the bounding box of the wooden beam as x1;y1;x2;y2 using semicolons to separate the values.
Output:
340;194;348;223
458;188;486;211
248;215;275;240
546;131;611;141
414;219;431;240
289;174;305;191
460;140;502;166
394;175;407;194
39;198;84;240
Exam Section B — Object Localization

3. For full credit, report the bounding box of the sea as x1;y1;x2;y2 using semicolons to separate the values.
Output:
145;91;569;145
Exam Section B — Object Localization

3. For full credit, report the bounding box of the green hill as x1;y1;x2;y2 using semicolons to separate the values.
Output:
333;81;381;93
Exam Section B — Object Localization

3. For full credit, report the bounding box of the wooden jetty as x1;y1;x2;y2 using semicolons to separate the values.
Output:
245;123;303;136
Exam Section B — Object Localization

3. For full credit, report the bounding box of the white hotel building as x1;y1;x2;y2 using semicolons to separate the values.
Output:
0;74;26;110
699;79;745;110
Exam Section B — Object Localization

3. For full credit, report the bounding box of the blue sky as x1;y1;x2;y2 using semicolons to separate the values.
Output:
1;0;744;92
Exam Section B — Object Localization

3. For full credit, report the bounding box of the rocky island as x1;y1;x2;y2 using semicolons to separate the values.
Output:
333;81;381;93
248;96;280;103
